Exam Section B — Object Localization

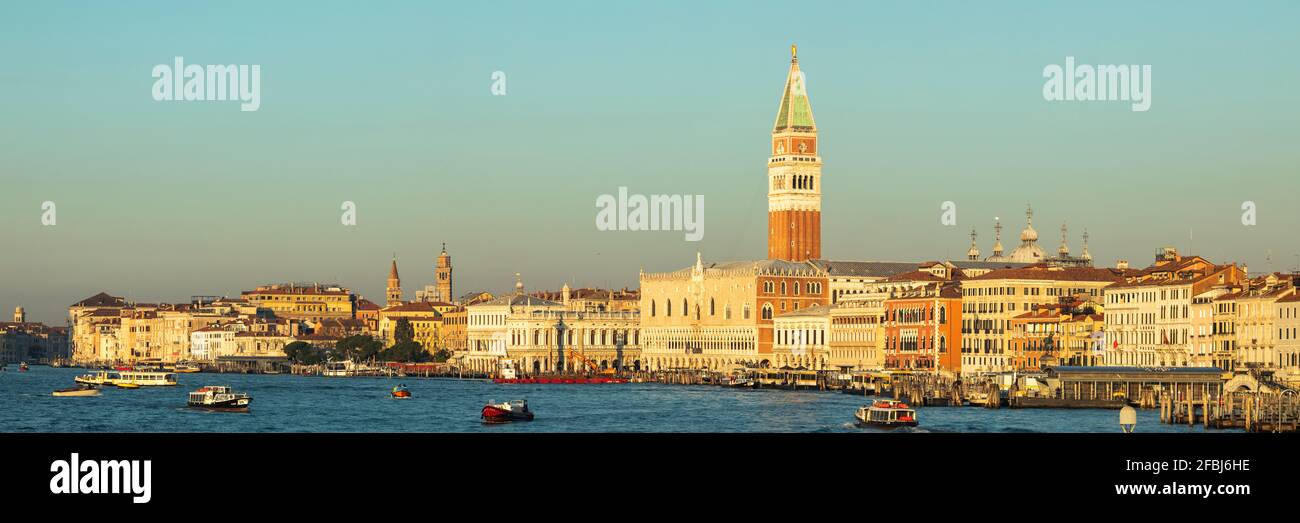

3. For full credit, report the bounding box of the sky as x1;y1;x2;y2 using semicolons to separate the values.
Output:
2;1;1298;324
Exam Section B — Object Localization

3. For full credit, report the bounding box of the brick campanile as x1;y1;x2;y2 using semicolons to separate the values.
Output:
767;44;821;262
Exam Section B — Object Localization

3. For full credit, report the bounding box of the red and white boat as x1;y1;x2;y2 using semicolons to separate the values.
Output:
481;399;534;423
854;399;918;428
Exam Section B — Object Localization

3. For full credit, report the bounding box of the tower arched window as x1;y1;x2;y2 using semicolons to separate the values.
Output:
761;303;774;320
651;300;656;317
710;298;715;316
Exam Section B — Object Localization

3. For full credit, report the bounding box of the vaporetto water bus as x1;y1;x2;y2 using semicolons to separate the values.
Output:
75;370;177;387
115;371;178;386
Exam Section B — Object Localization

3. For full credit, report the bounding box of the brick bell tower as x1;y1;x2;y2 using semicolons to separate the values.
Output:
386;255;403;307
767;44;821;262
435;242;453;303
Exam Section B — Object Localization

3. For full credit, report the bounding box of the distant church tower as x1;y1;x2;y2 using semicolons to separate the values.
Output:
768;44;822;262
13;306;25;323
386;256;403;307
436;242;453;303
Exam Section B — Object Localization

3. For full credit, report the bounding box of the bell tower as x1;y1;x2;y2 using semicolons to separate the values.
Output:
436;242;453;303
386;255;403;307
768;44;821;261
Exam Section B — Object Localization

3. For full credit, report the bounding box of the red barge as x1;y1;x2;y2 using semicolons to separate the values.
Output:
493;376;628;384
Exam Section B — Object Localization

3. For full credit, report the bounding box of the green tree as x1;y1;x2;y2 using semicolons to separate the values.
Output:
380;340;426;363
331;334;382;362
283;341;310;362
432;348;452;363
394;318;415;344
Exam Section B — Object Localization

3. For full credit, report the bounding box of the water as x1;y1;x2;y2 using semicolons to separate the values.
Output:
1;366;1220;433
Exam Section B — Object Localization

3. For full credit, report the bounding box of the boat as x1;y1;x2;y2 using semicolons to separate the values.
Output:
481;399;534;423
112;371;178;387
187;386;253;411
114;382;140;389
19;362;29;372
174;364;201;373
854;399;918;428
725;376;755;388
53;385;102;397
75;370;117;386
391;385;411;398
497;359;519;380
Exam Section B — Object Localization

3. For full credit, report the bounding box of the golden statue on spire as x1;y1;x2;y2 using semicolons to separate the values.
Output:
791;43;798;61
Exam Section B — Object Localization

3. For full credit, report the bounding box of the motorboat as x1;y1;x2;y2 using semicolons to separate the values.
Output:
855;399;918;428
481;399;534;423
53;385;102;397
187;386;253;411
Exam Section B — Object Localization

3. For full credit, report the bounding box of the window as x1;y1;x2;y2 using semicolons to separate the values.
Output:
761;303;773;320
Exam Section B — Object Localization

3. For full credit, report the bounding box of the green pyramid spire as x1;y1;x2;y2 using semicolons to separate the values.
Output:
773;44;816;132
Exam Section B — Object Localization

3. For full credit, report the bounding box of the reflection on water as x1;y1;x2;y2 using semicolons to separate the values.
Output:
0;367;1220;433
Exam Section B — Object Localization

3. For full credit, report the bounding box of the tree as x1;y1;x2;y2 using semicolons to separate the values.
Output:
380;340;426;363
432;348;452;363
283;341;310;362
332;334;382;362
394;318;415;345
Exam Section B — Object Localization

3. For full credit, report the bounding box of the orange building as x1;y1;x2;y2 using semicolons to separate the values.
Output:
882;282;962;374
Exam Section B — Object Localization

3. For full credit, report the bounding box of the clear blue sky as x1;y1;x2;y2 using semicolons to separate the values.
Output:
3;1;1298;323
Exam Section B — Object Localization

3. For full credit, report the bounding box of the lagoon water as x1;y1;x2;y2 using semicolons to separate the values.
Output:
1;366;1222;433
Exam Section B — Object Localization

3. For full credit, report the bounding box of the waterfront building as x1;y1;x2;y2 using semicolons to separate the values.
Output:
440;306;468;356
772;304;831;369
1007;297;1103;370
189;323;243;361
116;304;199;362
640;254;828;371
1191;287;1237;368
1276;293;1300;385
378;301;445;351
0;319;68;364
1103;250;1245;367
963;265;1125;374
1233;273;1297;369
882;282;962;374
506;308;642;374
354;297;381;334
827;293;886;371
241;283;355;323
462;277;565;373
232;331;292;357
68;292;128;363
312;317;368;338
1059;306;1106;366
